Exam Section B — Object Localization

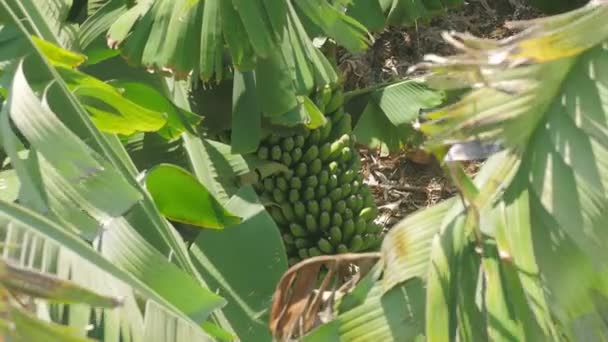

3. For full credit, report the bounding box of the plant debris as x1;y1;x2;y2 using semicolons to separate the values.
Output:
269;253;380;341
344;0;538;229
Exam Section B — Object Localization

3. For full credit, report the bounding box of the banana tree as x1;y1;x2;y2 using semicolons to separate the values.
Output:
0;0;457;341
279;1;608;340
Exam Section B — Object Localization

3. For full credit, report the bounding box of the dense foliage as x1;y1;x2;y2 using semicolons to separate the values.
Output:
1;0;607;341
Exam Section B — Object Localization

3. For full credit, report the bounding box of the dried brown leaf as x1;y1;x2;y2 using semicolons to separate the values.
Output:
269;253;381;341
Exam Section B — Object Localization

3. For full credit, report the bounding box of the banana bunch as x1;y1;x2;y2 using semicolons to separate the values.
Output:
255;86;382;265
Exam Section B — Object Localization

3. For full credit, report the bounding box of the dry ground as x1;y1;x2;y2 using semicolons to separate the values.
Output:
344;0;542;228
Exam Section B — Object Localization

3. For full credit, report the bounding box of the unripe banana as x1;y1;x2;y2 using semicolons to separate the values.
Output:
329;226;342;243
291;147;303;162
282;233;295;245
320;198;332;212
271;146;282;160
276;177;288;192
349;235;363;252
316;185;327;198
258;146;269;160
303;187;315;201
294;201;306;219
295;163;307;177
308;247;322;257
337;244;349;254
288;189;300;203
295;238;311;249
294;135;305;148
310;159;322;174
318;238;334;253
307;200;320;216
282;137;295;152
281;152;293;166
305;214;318;233
289;223;307;237
319;212;331;230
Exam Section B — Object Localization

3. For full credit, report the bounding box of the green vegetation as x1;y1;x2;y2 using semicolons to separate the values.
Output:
0;0;606;341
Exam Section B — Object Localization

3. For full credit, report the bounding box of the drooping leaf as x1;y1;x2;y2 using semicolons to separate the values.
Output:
0;168;19;202
527;0;588;14
293;0;370;53
8;59;142;228
230;70;261;154
57;66;168;135
190;186;287;341
145;164;242;229
305;277;426;341
0;259;121;308
352;79;445;155
31;35;86;68
414;3;608;337
107;80;201;139
8;303;96;342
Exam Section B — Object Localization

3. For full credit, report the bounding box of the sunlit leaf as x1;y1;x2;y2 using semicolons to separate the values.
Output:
190;186;287;341
0;259;121;308
145;164;242;229
31;36;86;68
8;303;96;342
57;66;167;135
352;79;445;155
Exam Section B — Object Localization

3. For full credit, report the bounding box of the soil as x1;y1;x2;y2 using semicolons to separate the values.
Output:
345;0;542;229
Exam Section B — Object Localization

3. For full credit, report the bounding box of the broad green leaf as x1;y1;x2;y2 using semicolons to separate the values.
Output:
5;0;210;301
424;215;465;342
455;245;487;342
8;59;142;222
526;0;589;14
353;101;414;156
199;0;221;81
106;0;154;46
182;134;288;205
2;0;77;48
0;168;18;202
254;49;298;117
231;0;276;58
99;217;227;323
31;36;86;68
482;239;545;341
417;5;608;337
270;96;327;129
78;0;126;64
493;173;558;339
142;301;215;342
220;0;256;70
305;277;426;341
190;186;287;341
0;199;216;331
294;0;370;53
145;164;242;229
379;0;462;27
107;80;201;140
286;1;337;88
230;70;261;154
124;133;189;171
352;79;445;155
57;66;167;135
0;110;48;212
0;259;121;308
285;11;314;95
345;0;386;31
8;304;96;342
381;198;455;291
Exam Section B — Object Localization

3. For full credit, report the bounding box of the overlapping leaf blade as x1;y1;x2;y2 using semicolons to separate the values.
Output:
190;186;288;341
352;79;445;155
412;2;608;339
